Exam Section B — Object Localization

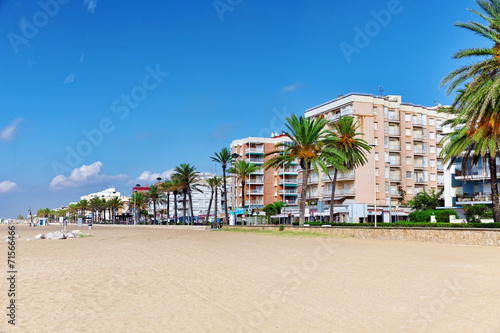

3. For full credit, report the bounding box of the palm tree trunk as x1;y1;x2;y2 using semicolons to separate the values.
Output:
188;187;195;225
299;164;310;226
241;181;246;208
207;188;214;225
182;190;187;225
214;186;218;228
329;169;338;223
153;200;157;225
174;192;178;224
489;154;500;223
223;167;229;226
166;193;170;224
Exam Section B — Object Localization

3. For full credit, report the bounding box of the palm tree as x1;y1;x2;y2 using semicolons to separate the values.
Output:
109;196;124;224
173;164;201;225
160;179;174;223
171;178;182;224
228;160;260;209
263;114;343;226
440;1;500;222
323;116;371;223
130;192;147;224
147;185;166;225
211;148;233;225
77;199;89;221
206;176;223;227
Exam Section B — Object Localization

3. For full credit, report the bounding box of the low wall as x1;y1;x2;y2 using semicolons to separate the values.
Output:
225;226;500;247
86;224;211;231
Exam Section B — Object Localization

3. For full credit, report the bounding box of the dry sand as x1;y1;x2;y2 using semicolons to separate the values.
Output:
1;224;500;332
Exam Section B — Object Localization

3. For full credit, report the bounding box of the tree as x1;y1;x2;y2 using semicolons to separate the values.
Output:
440;0;500;222
77;200;89;220
109;196;124;224
160;179;174;223
227;160;260;208
263;201;284;216
147;185;166;225
407;189;444;211
323;116;370;222
17;215;24;220
206;176;223;225
130;192;147;224
173;164;201;225
211;148;233;226
263;114;343;226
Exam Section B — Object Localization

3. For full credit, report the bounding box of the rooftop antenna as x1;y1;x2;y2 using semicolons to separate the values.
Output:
379;86;384;97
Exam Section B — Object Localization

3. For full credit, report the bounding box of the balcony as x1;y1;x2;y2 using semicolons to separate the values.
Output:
280;190;298;196
390;175;402;182
388;160;401;167
247;178;264;184
250;170;264;175
437;180;444;186
279;169;299;175
247;158;264;164
322;171;356;182
249;190;264;195
279;178;299;186
414;177;427;184
414;147;427;155
388;115;400;122
413;120;426;127
309;177;320;184
414;163;428;169
389;145;401;152
245;148;264;155
388;129;400;137
337;188;356;196
413;133;426;141
437;165;444;171
325;110;354;123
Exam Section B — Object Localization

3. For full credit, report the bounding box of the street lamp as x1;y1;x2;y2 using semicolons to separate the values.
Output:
385;162;392;223
156;177;162;225
369;144;377;227
134;184;140;226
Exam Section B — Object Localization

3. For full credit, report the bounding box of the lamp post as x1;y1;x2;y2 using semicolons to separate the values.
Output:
134;184;140;226
369;144;377;227
156;177;162;225
386;162;392;223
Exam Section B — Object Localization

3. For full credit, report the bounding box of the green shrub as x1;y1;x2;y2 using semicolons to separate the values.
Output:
435;209;459;223
463;204;491;223
408;210;433;222
279;225;285;231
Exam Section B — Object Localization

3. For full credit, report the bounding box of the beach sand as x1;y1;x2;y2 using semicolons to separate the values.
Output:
1;224;500;332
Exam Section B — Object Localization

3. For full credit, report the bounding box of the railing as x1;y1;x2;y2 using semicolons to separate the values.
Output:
413;120;426;126
413;133;426;140
390;175;402;181
325;110;354;123
323;188;355;196
248;178;264;184
388;160;401;167
280;190;298;195
280;169;299;174
437;180;444;185
249;201;264;205
280;179;298;184
248;158;264;164
414;148;427;154
388;129;400;136
388;114;400;122
245;148;264;154
437;165;444;171
414;163;428;168
322;171;356;181
414;177;427;183
389;145;401;151
309;178;320;184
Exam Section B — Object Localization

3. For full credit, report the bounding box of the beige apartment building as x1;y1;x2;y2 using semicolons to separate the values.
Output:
304;93;452;222
230;134;299;210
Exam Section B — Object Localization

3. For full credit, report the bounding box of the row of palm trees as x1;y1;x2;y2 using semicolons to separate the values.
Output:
440;0;500;223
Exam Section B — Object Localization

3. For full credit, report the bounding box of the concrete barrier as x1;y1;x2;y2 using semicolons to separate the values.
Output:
225;226;500;247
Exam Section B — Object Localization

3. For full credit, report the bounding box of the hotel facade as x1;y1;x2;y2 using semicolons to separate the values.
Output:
303;93;453;221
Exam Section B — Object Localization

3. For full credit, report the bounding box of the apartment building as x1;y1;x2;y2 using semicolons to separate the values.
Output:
230;134;300;210
304;93;452;221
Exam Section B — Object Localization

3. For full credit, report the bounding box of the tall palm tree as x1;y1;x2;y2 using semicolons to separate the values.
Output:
206;176;223;227
173;164;201;225
440;0;500;222
147;185;166;225
211;148;233;225
160;179;174;223
109;196;124;224
170;178;182;224
78;199;89;221
323;116;371;222
130;192;147;224
263;114;344;226
228;160;260;209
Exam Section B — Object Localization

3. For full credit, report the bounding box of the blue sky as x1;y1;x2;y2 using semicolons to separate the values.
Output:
0;0;484;218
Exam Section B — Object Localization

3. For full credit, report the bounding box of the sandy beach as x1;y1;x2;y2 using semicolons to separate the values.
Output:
1;224;500;332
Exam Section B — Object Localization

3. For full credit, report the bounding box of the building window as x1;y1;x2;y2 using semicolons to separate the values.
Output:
429;118;435;126
406;143;411;150
405;128;411;136
376;183;379;192
385;167;389;179
430;159;436;167
406;171;412;179
429;132;435;140
373;107;378;115
422;114;427;125
384;137;388;148
374;122;378;130
406;157;412;165
430;146;435;153
384;122;388;133
431;173;436;181
405;114;411;121
385;182;389;193
384;107;388;118
375;153;379;161
374;138;378;145
407;186;413;194
375;168;379;176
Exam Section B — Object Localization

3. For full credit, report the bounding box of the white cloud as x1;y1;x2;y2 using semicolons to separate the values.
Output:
0;181;17;193
50;162;127;190
282;82;302;93
131;169;175;185
64;73;76;84
1;118;24;142
84;0;98;14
